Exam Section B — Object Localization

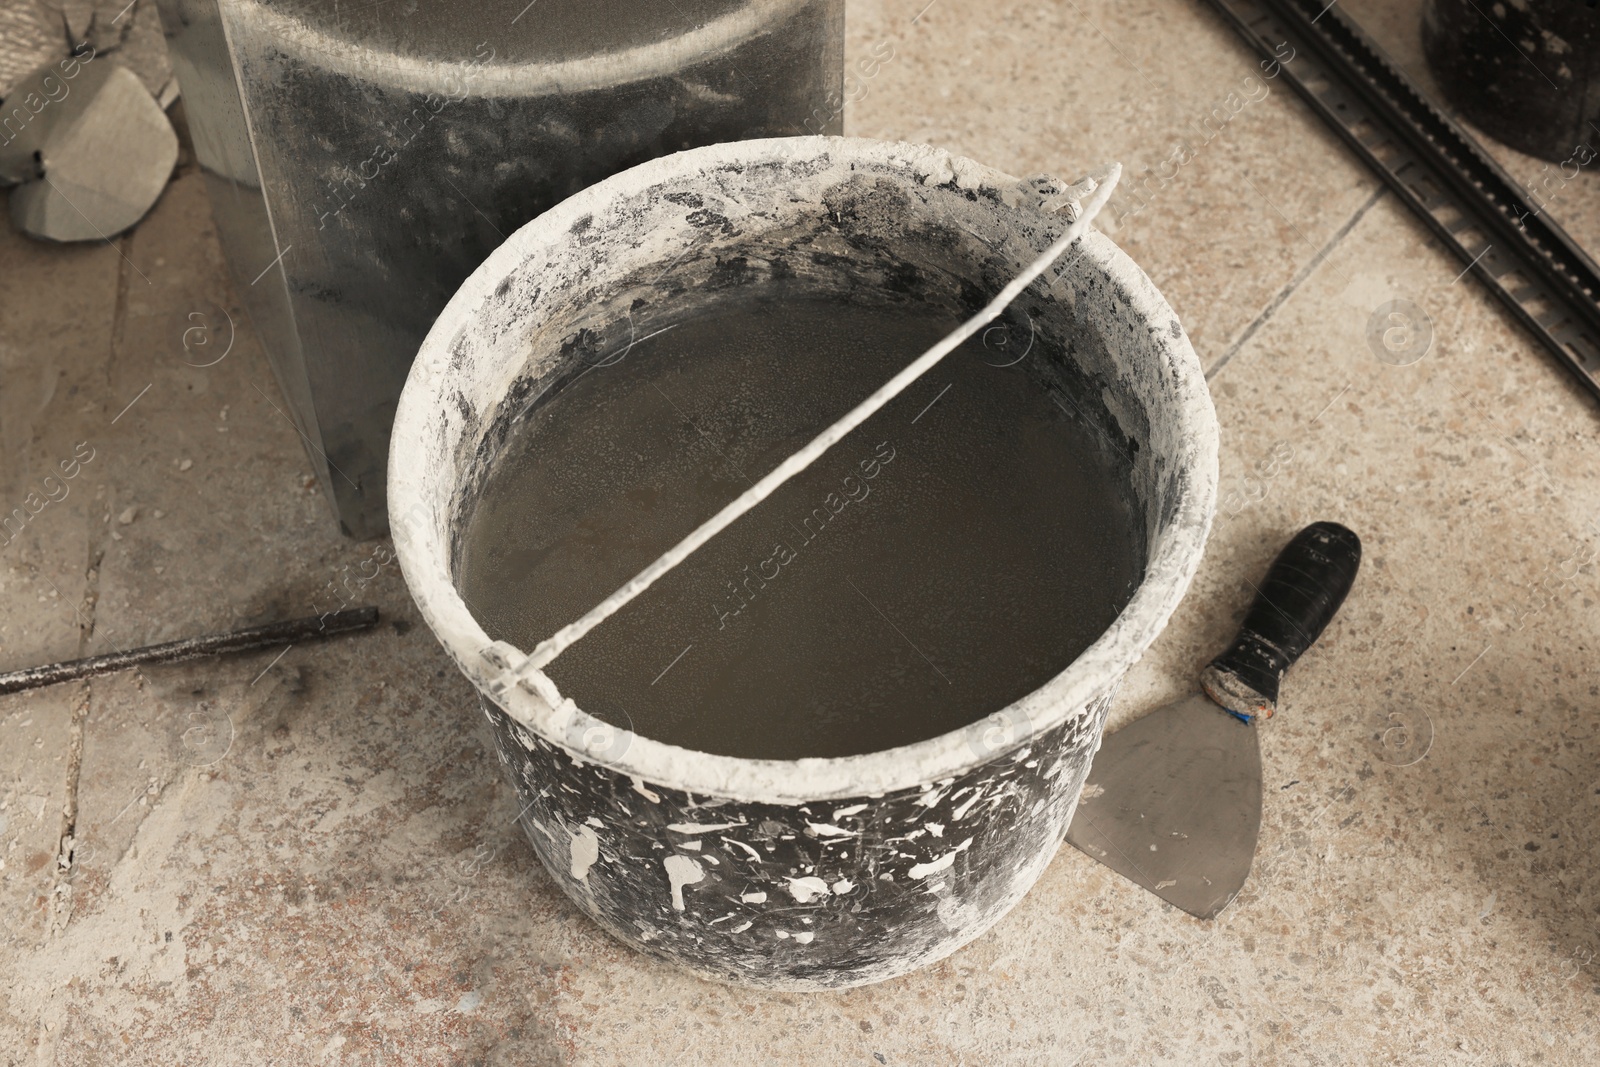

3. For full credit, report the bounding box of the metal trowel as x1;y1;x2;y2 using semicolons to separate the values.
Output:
1066;521;1362;919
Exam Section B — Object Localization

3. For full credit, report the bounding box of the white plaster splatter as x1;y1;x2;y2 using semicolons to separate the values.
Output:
569;825;600;882
925;822;945;838
666;820;746;834
663;855;704;911
786;876;830;903
831;878;855;894
731;921;752;933
721;836;762;862
832;803;867;819
630;777;661;803
806;821;857;838
792;931;815;944
908;837;974;880
679;839;702;851
740;890;768;904
951;790;982;820
585;816;604;828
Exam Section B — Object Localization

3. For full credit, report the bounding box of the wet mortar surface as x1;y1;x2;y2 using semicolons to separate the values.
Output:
3;0;1599;1063
458;296;1141;761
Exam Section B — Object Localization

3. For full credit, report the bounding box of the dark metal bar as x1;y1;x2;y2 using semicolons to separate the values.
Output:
0;606;380;696
1203;0;1600;405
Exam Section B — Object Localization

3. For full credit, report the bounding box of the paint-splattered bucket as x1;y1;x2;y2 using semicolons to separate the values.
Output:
389;136;1218;989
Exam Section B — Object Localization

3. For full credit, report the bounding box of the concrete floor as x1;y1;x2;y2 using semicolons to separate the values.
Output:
3;0;1598;1063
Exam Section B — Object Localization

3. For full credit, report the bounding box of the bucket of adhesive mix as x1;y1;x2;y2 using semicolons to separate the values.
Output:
389;136;1217;989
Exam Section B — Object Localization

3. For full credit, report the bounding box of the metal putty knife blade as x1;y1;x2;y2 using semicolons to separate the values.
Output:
1064;521;1363;920
1065;691;1262;920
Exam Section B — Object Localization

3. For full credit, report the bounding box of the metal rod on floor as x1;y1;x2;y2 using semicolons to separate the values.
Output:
1201;0;1600;405
0;606;380;696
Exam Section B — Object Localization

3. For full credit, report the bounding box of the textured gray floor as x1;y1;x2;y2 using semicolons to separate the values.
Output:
2;1;1598;1063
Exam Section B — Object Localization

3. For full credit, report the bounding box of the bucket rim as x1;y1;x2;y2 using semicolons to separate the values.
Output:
389;135;1219;804
230;0;818;99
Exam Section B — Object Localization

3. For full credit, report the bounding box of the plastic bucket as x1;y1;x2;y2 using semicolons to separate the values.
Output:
390;136;1218;989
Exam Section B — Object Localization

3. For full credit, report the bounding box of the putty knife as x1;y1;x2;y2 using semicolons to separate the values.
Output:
1065;521;1362;919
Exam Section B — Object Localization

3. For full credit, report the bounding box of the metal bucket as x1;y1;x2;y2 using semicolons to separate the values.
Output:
1423;0;1600;164
389;136;1218;989
157;0;843;537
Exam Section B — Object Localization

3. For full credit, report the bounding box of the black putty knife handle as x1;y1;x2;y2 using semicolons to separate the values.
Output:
1199;521;1361;724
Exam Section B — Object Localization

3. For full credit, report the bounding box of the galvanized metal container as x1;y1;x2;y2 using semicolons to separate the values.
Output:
155;0;843;536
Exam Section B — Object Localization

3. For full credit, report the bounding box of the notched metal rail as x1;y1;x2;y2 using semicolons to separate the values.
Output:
1205;0;1600;404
